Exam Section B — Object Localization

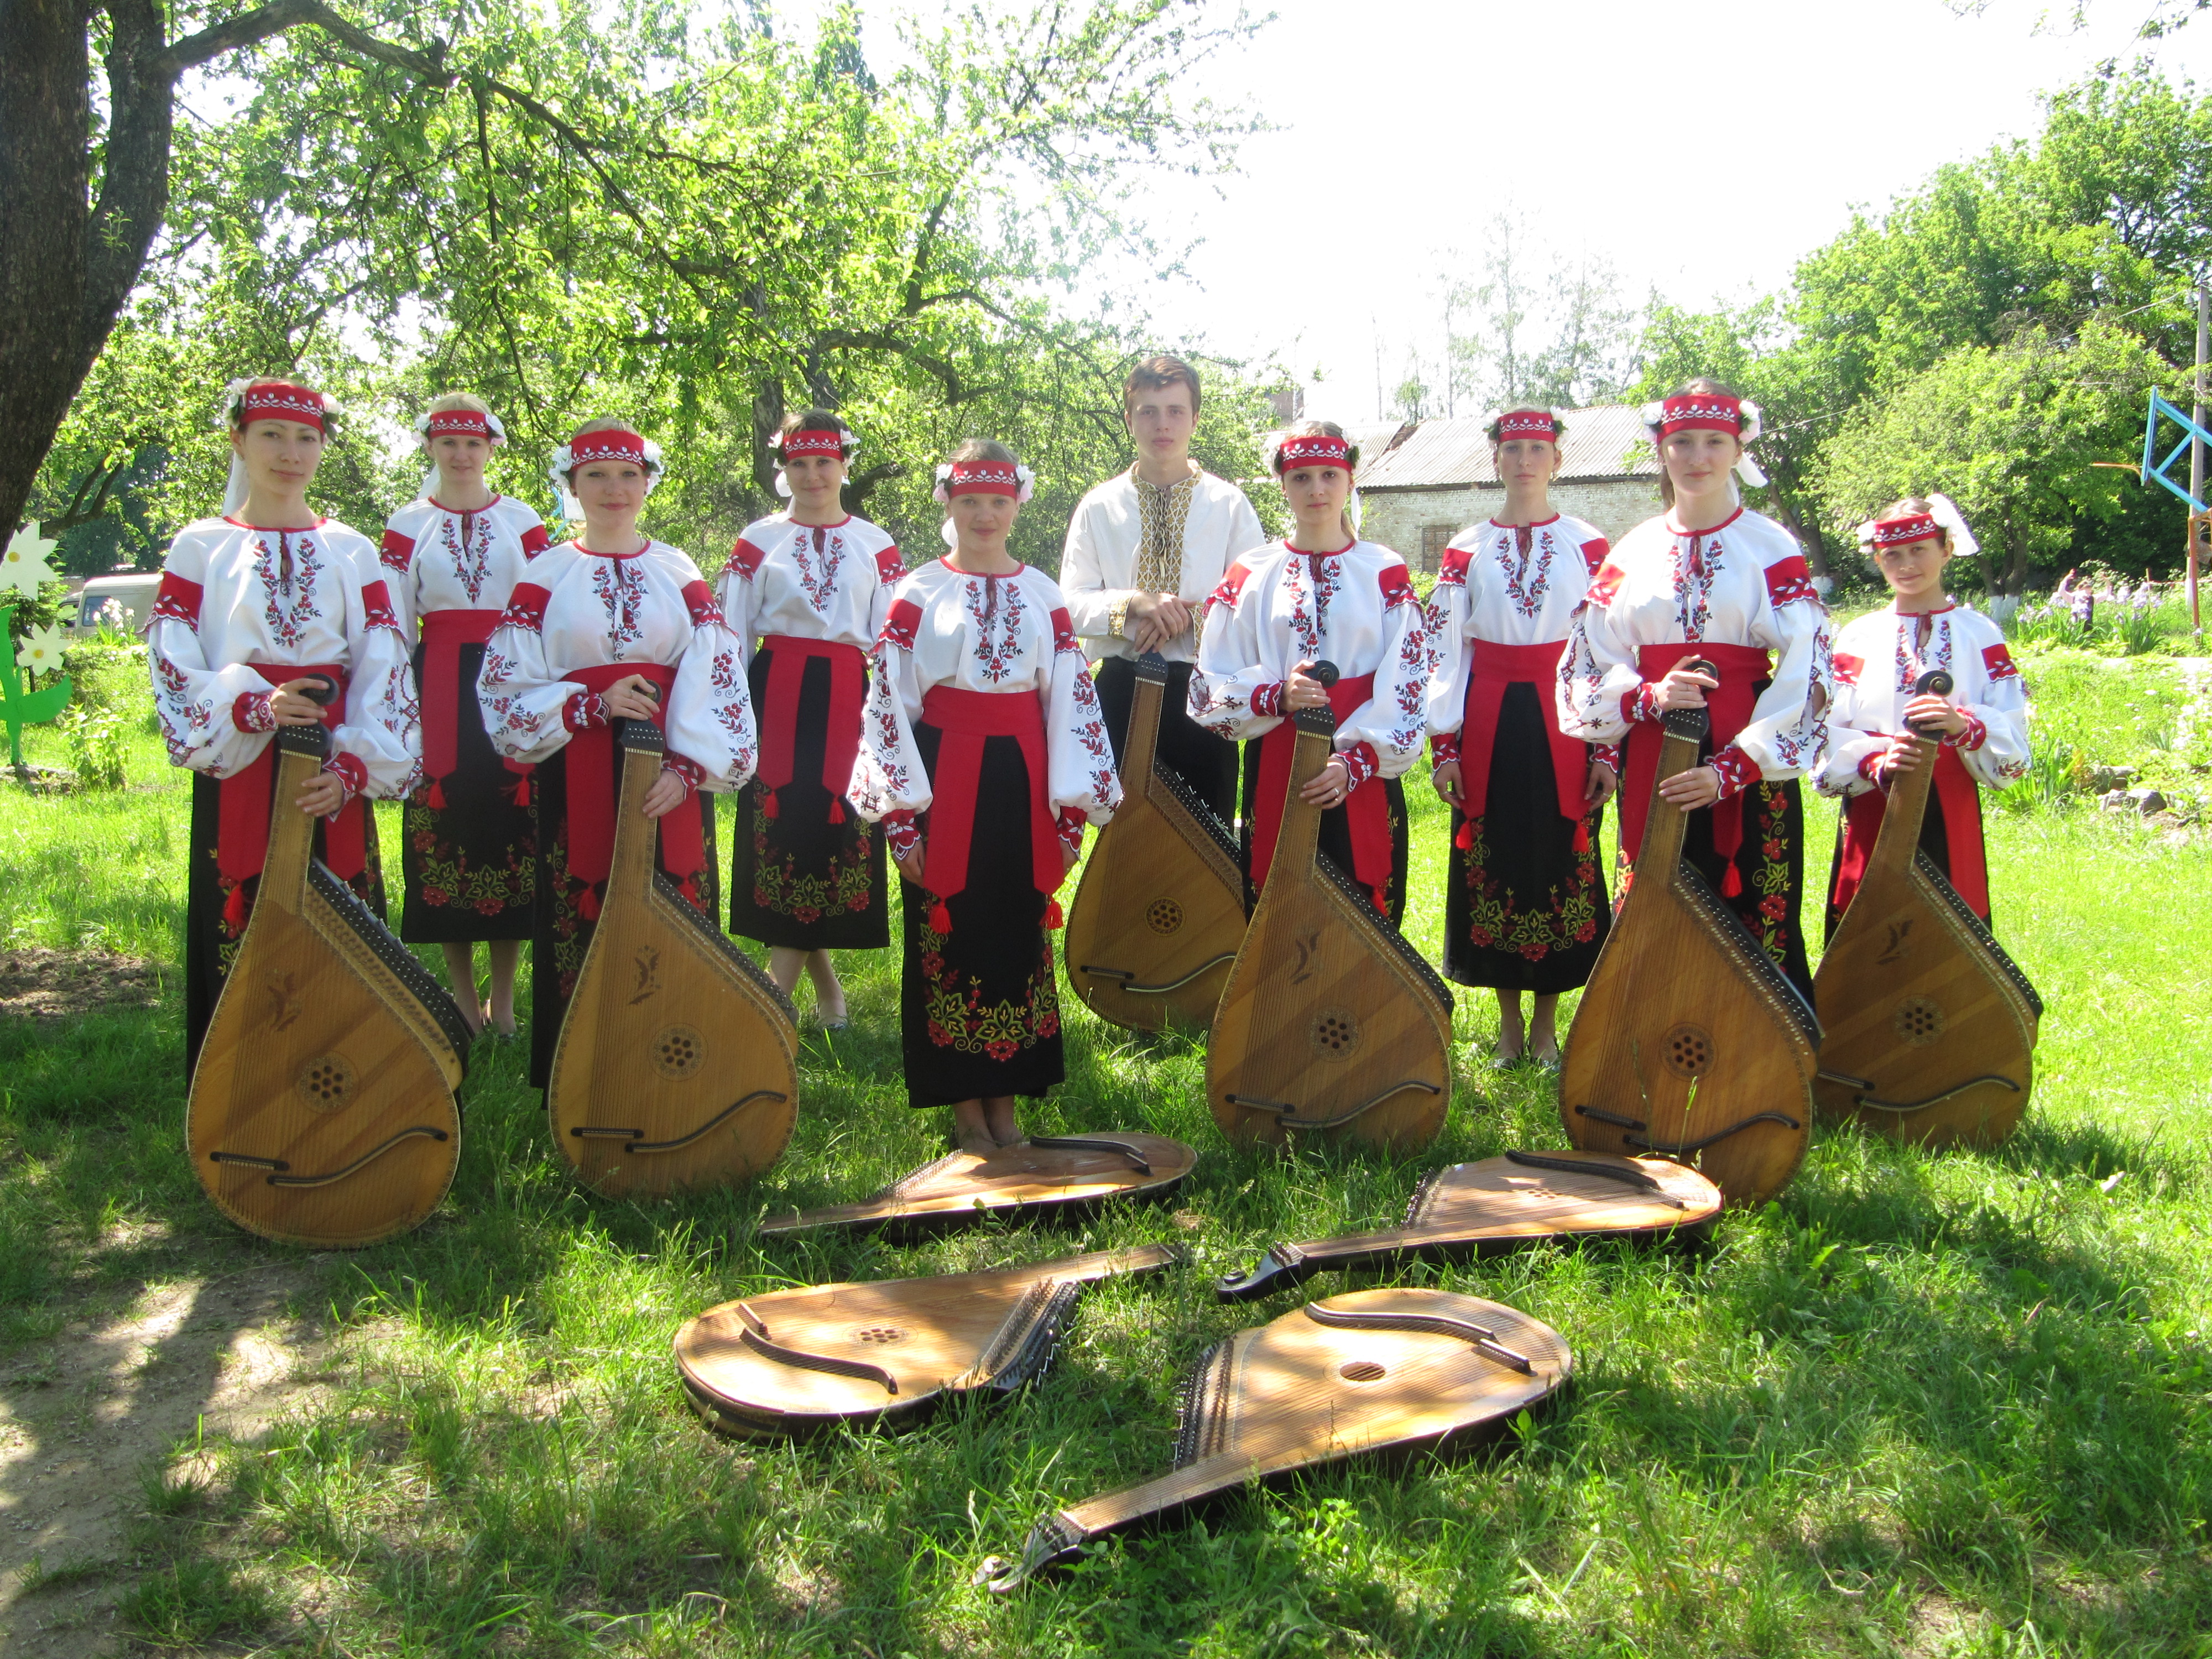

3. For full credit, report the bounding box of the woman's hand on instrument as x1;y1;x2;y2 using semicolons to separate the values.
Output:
1902;692;1969;736
269;678;330;726
1878;732;1927;780
1284;662;1331;712
1430;759;1463;807
1584;759;1620;806
639;769;688;818
1301;755;1353;806
602;674;664;721
893;839;929;887
293;771;346;816
1657;763;1723;810
1651;659;1719;712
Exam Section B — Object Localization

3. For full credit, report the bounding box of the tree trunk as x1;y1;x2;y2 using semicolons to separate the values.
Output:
0;1;95;537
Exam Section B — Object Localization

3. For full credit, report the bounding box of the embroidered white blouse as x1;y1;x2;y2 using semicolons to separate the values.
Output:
148;516;419;799
476;540;758;792
1426;513;1610;740
1060;467;1266;664
717;512;904;661
378;494;551;633
1557;506;1832;785
846;559;1123;844
1818;602;2030;796
1188;539;1433;782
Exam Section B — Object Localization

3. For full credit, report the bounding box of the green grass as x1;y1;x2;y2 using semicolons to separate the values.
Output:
3;671;2210;1656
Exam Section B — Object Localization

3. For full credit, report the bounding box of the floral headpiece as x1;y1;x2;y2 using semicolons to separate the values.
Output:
1271;432;1353;474
1856;493;1978;560
1641;392;1763;444
1869;513;1940;547
769;426;854;461
1489;408;1562;444
933;458;1034;503
224;378;337;433
547;426;664;519
418;408;507;444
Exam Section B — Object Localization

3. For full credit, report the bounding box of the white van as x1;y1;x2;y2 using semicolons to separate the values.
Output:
66;572;162;636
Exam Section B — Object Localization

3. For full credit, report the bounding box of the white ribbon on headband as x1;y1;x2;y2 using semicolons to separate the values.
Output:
1928;492;1979;560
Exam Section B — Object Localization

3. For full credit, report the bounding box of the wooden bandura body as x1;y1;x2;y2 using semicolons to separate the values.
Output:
547;719;798;1197
1214;1150;1720;1300
1206;665;1454;1152
1065;652;1246;1031
760;1133;1198;1238
674;1243;1183;1437
1813;670;2040;1147
982;1288;1569;1590
186;713;469;1248
1559;667;1816;1206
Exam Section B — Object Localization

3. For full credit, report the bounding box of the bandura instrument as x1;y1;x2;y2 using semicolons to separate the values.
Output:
1214;1149;1721;1300
1065;651;1246;1031
1559;661;1816;1206
674;1243;1183;1437
980;1287;1569;1590
1206;663;1454;1152
759;1133;1198;1238
547;717;798;1197
186;685;469;1248
1813;670;2040;1147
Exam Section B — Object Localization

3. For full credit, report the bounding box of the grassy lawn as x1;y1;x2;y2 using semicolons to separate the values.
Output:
2;643;2209;1656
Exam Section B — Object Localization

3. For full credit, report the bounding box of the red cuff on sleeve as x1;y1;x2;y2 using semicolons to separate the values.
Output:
1431;731;1462;766
1707;744;1760;799
1339;742;1380;790
1591;742;1622;774
323;750;369;804
1945;711;1987;752
1858;745;1890;788
1057;806;1088;853
662;753;705;796
1626;684;1660;724
563;690;609;733
883;810;921;858
234;690;276;733
1250;680;1284;718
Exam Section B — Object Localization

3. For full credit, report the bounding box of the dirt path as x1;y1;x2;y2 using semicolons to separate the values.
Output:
0;1262;337;1657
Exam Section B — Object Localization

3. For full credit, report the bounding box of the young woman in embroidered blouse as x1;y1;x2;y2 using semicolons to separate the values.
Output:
1189;421;1432;925
847;440;1121;1153
719;409;902;1029
148;378;419;1079
1427;409;1619;1068
382;393;551;1037
1557;379;1832;997
1818;496;2028;933
477;420;758;1087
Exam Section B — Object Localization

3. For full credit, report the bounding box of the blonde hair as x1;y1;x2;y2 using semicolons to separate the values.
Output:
949;436;1019;467
1863;495;1954;569
1272;420;1360;541
1655;377;1743;508
573;416;637;437
426;390;493;417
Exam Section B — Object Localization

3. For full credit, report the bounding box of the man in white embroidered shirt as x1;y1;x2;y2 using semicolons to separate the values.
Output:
1061;354;1265;825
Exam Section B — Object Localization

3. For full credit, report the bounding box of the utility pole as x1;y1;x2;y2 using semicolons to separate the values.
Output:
2191;281;2208;637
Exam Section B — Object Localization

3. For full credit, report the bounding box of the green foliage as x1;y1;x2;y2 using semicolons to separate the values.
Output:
58;706;129;791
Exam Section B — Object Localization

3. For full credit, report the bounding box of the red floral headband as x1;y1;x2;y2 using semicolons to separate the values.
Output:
1870;513;1942;547
237;380;331;432
1494;409;1559;442
1655;394;1745;437
778;429;847;460
568;428;649;467
1275;433;1352;473
425;410;494;439
942;459;1022;498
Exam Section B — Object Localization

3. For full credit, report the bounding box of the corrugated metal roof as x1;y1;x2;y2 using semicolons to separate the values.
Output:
1356;405;1655;490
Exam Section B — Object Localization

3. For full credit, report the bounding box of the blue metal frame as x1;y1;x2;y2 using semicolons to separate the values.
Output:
2141;392;2212;513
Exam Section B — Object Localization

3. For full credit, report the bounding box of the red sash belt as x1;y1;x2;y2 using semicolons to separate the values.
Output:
1832;740;1987;917
420;608;530;807
1619;642;1771;867
917;685;1063;910
1252;671;1391;910
1459;638;1587;825
755;634;865;825
560;662;701;903
218;664;365;898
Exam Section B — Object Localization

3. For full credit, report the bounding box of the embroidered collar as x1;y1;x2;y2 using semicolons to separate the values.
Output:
429;495;501;513
789;513;853;531
938;556;1024;577
224;515;327;532
570;538;651;560
1891;599;1957;617
1664;506;1745;538
1491;513;1561;531
1284;538;1356;558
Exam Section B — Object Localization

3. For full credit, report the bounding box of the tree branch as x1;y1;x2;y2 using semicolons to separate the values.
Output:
154;1;452;85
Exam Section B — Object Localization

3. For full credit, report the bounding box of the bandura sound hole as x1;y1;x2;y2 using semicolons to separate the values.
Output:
653;1025;707;1079
1146;899;1185;935
853;1327;907;1345
1894;998;1945;1045
1310;1009;1360;1058
296;1055;355;1109
1339;1360;1386;1382
1663;1025;1715;1078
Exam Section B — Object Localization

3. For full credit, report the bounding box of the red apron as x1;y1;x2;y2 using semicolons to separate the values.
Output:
1251;672;1392;912
560;661;703;915
916;685;1065;932
1832;739;1987;917
419;608;530;808
1457;638;1589;827
217;665;367;924
1618;642;1772;874
754;634;866;825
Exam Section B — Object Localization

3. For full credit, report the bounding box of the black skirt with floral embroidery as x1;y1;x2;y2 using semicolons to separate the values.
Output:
527;743;720;1088
400;638;536;944
1633;772;1813;1004
731;644;888;951
1446;681;1610;994
899;723;1063;1109
184;774;385;1083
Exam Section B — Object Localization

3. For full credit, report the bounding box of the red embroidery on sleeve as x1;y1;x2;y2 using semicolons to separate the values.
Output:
1250;681;1284;718
153;572;205;630
233;690;275;733
1579;537;1610;576
662;753;705;795
379;530;416;575
1945;711;1989;752
1437;544;1473;587
499;583;551;633
1708;744;1761;797
681;580;723;627
1832;651;1863;687
1050;606;1079;654
1431;731;1462;765
1981;642;2020;682
324;750;370;804
1376;564;1416;611
1764;555;1817;608
360;580;400;632
520;524;551;557
882;597;923;651
564;691;608;732
1208;561;1254;610
1585;562;1625;607
728;538;769;580
874;544;905;585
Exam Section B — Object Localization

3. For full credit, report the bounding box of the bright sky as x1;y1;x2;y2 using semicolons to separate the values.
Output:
816;0;2212;422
